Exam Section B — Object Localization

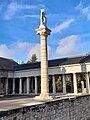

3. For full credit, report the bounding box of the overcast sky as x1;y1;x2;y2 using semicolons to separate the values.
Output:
0;0;90;63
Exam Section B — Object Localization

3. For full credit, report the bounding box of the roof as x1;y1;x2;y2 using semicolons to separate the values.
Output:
0;57;18;70
14;54;90;71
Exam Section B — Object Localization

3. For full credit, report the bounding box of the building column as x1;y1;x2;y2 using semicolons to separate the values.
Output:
35;76;38;94
62;74;66;94
19;78;22;94
0;78;4;95
6;78;8;95
27;77;30;94
12;78;15;94
86;73;90;93
81;80;84;93
73;73;78;94
52;75;56;94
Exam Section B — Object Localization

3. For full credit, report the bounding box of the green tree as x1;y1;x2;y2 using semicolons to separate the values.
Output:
21;61;25;64
55;76;62;92
27;54;38;63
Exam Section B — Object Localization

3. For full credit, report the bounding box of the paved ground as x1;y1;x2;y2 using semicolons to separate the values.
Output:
0;95;45;112
0;93;87;112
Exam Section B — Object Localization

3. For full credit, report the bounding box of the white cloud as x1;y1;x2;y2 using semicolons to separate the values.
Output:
17;42;32;50
0;41;51;62
28;44;40;60
4;2;18;20
28;44;51;60
15;41;40;60
0;44;15;58
0;42;40;62
76;1;90;20
56;35;80;56
81;6;90;20
52;19;74;33
4;1;43;20
23;15;39;18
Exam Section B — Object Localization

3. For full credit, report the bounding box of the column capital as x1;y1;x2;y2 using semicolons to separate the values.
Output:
36;26;51;37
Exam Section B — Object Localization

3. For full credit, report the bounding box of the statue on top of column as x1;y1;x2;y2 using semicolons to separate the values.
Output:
40;9;47;27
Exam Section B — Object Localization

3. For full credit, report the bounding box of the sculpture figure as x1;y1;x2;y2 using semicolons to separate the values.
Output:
40;9;47;26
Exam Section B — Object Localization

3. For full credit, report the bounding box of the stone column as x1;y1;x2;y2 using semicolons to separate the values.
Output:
35;27;52;100
5;78;8;95
52;75;56;94
0;78;4;95
35;76;38;94
27;77;30;94
19;78;22;94
73;73;78;94
86;73;90;93
12;78;15;94
81;80;84;93
62;74;66;94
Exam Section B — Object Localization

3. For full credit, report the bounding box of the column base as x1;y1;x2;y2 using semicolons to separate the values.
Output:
33;94;54;101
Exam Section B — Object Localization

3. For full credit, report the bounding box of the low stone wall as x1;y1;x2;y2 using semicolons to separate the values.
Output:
0;95;90;120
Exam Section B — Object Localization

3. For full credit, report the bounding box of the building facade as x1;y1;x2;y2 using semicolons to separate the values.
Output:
0;54;90;96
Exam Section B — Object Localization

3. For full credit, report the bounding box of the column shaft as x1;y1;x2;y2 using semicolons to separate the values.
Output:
27;77;30;94
6;78;8;95
73;73;77;94
40;34;49;96
62;74;66;94
81;81;84;93
86;73;90;93
13;78;15;94
52;75;56;94
19;78;22;94
35;76;38;94
35;24;52;100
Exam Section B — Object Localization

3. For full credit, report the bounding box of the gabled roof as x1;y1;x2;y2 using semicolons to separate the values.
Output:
14;55;90;71
0;57;18;70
